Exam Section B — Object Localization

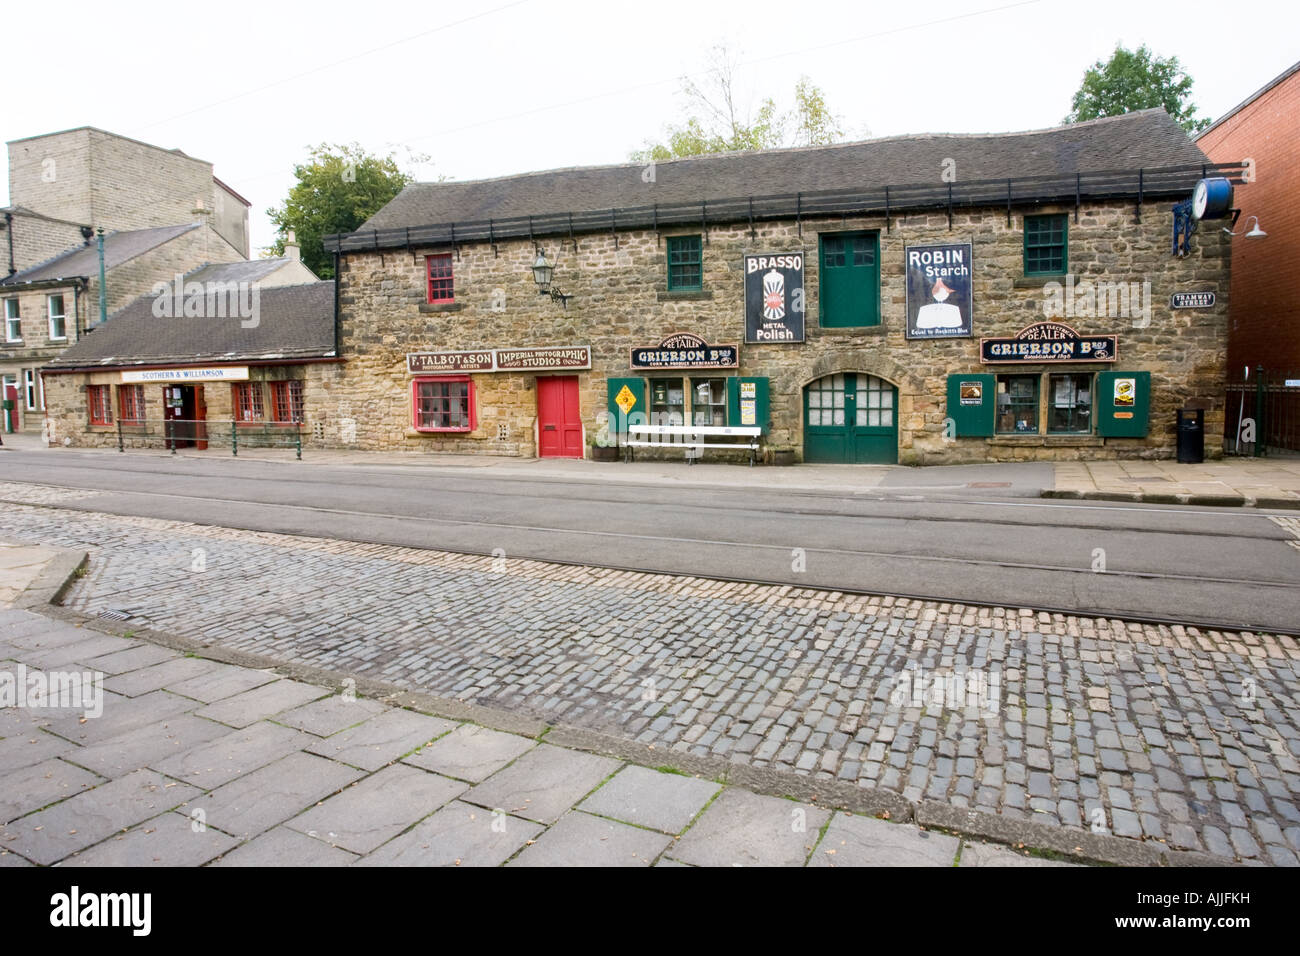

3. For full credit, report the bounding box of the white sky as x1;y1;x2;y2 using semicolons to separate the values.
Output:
3;0;1295;255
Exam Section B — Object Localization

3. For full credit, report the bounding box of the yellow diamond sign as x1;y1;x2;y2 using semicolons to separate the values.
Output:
615;385;637;414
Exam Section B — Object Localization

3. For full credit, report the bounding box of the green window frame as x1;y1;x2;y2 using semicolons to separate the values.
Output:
1047;373;1093;434
666;235;703;291
996;374;1040;434
691;377;727;426
819;231;879;327
649;378;686;425
1024;214;1067;275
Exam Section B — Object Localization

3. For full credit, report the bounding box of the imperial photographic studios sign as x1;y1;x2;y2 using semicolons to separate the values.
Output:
905;243;973;339
744;253;804;343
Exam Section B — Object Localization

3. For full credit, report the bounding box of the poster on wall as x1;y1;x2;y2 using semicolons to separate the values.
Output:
905;243;973;339
744;253;804;343
1114;377;1136;407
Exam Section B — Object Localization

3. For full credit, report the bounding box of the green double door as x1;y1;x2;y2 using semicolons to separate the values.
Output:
803;373;898;463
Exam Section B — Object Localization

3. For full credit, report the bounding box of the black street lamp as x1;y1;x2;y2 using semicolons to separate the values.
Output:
531;250;570;309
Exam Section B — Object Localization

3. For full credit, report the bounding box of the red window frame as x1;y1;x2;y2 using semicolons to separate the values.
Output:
412;376;475;432
88;385;113;426
117;384;145;424
232;382;264;424
426;253;454;304
269;380;304;424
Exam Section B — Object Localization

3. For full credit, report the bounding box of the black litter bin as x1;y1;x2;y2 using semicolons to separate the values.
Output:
1176;408;1204;464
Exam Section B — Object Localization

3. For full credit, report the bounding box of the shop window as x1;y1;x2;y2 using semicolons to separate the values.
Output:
269;380;305;423
117;384;145;424
666;236;703;291
691;378;727;426
819;232;879;327
413;377;473;431
47;294;67;341
233;382;264;423
426;254;454;303
996;375;1039;434
4;299;20;342
649;378;686;425
88;385;113;426
1024;215;1067;275
1048;373;1092;433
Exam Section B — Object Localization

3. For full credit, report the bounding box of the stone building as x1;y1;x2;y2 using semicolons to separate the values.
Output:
1;127;261;435
42;274;337;449
317;109;1237;465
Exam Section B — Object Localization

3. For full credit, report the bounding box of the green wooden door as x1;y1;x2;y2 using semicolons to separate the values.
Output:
819;232;880;327
803;373;897;463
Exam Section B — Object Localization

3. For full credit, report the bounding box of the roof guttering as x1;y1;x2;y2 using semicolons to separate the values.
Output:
323;160;1245;254
42;355;344;376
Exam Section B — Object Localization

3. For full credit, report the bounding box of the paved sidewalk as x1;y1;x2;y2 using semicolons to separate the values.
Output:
1051;458;1300;509
3;497;1295;864
12;428;1300;506
0;606;1081;867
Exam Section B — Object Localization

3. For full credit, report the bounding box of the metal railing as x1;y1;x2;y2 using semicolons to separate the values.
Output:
114;419;303;459
323;161;1247;253
1224;369;1300;456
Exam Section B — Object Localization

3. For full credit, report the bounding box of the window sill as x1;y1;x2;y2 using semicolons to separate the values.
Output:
657;289;712;302
418;302;463;313
405;427;474;438
815;323;885;336
990;435;1103;447
1013;275;1066;289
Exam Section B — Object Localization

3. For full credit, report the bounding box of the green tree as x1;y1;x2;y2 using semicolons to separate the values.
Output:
632;45;848;161
1066;43;1211;134
265;143;424;278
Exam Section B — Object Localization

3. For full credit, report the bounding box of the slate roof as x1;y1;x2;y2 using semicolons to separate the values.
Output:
45;280;336;370
0;223;201;285
359;109;1211;234
184;258;301;286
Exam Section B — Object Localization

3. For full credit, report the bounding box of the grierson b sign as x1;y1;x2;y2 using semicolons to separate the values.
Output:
744;253;804;343
905;243;973;339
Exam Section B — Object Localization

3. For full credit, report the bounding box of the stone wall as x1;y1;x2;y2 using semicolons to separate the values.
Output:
7;128;248;248
4;211;89;274
333;199;1230;463
41;362;343;449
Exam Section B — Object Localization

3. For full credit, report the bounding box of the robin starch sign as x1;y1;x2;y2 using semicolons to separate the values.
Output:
744;253;804;344
905;242;973;339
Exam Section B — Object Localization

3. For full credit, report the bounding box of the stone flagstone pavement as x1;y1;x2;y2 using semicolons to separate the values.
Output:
0;607;1076;867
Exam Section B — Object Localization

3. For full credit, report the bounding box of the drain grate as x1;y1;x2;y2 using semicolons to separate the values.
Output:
97;608;132;622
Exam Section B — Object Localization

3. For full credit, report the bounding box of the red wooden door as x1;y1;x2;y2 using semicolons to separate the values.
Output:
537;376;583;458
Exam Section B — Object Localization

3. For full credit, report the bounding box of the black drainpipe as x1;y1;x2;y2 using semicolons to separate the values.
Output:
5;212;14;277
333;251;341;358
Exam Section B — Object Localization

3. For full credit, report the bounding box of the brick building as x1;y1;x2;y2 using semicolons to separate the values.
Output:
1197;61;1300;378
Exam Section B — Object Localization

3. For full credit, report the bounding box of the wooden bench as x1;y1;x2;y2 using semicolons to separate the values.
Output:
624;424;763;465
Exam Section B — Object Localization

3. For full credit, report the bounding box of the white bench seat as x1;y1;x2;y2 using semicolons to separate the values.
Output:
624;425;763;465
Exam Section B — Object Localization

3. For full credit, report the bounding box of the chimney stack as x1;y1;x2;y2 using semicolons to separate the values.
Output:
285;229;301;261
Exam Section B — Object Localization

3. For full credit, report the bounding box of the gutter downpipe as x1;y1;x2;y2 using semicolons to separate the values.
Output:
333;250;341;358
96;227;106;326
5;212;13;277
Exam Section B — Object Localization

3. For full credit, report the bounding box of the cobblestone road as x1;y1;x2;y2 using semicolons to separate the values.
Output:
1;487;1298;864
